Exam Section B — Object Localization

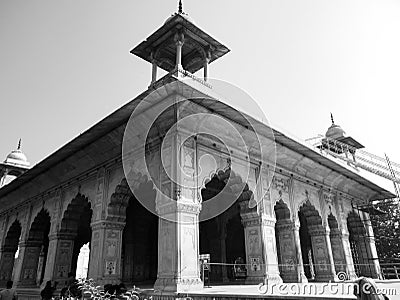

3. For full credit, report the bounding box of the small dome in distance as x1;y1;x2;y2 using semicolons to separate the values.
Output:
4;139;30;168
325;113;346;140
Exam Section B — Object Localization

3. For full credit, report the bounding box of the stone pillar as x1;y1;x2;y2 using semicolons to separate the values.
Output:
0;247;17;285
362;215;381;279
203;60;208;81
12;241;26;286
153;129;202;292
308;225;337;282
275;221;299;283
150;49;158;85
174;30;185;71
88;221;125;285
240;209;264;284
0;169;8;188
154;201;203;292
18;241;43;287
292;223;308;283
260;216;282;284
239;207;282;284
42;233;75;287
219;219;229;283
152;61;158;84
203;47;211;81
340;232;357;280
329;228;347;273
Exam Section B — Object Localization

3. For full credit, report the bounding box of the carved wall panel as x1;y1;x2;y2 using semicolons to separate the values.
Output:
54;240;74;280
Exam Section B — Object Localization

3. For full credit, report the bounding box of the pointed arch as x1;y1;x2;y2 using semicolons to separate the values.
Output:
57;193;92;280
20;209;51;287
274;199;297;282
121;176;158;285
60;193;92;235
298;200;324;280
0;220;22;286
199;169;249;283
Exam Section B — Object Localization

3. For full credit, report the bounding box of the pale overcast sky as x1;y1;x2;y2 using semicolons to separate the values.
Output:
1;0;399;192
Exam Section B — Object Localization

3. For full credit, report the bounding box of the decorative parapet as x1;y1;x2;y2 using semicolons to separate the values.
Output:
150;67;213;91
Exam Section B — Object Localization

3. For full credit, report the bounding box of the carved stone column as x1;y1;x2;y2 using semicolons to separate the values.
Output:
329;228;347;273
219;217;229;283
239;209;264;284
292;223;308;283
18;240;43;287
275;221;298;282
152;128;202;292
41;233;75;287
88;221;125;285
239;206;282;284
339;232;357;280
260;216;282;284
151;51;158;84
362;215;381;278
12;241;26;286
154;201;203;292
174;30;185;71
308;225;337;282
0;246;17;285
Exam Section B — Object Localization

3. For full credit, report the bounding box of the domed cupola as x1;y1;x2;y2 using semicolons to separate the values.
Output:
0;139;31;188
325;113;346;140
321;114;364;154
4;139;30;168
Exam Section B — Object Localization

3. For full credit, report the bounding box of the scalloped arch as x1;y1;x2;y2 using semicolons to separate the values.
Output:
201;168;254;202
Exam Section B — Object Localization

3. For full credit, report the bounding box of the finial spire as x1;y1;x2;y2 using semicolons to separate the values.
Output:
178;0;183;13
17;138;21;150
330;113;334;125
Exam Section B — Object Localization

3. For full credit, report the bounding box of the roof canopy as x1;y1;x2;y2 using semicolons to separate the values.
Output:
130;13;230;74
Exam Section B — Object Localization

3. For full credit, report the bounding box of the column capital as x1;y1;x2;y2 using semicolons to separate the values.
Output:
48;232;76;241
156;201;201;216
261;215;276;227
239;199;257;215
276;220;295;231
308;225;329;236
91;220;125;231
174;30;185;46
240;210;260;227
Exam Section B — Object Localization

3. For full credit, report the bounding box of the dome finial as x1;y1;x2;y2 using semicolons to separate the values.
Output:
17;138;21;150
178;0;183;13
330;113;335;125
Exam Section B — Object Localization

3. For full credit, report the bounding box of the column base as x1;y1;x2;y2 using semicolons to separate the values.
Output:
245;273;282;285
347;272;357;281
299;272;308;283
245;276;265;285
154;277;203;293
281;273;303;283
314;273;338;282
264;273;283;285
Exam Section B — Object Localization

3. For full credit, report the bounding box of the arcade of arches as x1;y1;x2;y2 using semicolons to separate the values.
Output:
0;170;383;293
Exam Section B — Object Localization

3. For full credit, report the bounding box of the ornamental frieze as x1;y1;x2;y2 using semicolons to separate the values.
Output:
323;191;334;210
156;201;202;215
91;221;125;231
271;175;290;196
